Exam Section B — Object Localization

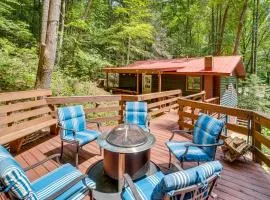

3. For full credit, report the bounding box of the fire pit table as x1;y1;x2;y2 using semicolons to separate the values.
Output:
97;123;156;190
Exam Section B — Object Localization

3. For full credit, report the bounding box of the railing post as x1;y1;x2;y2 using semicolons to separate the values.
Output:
119;97;124;124
178;102;184;130
49;104;58;135
202;91;206;102
252;113;262;164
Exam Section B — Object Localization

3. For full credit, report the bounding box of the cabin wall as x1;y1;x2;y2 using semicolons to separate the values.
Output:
119;74;142;93
220;76;238;107
151;74;197;95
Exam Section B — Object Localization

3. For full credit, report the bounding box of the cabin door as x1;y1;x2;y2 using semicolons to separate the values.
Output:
142;74;152;94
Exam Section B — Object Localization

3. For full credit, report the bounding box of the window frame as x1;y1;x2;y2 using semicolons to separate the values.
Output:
186;76;202;92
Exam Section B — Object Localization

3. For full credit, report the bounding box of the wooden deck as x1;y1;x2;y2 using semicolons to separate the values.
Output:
2;111;270;200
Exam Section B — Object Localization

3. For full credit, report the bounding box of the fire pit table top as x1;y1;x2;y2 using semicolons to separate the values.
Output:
97;123;156;153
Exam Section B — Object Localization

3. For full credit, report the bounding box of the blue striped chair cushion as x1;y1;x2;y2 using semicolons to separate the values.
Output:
32;163;96;200
122;171;164;200
63;129;99;145
0;157;38;199
57;105;86;138
122;161;223;200
193;114;224;158
160;161;223;197
125;102;148;130
0;145;12;161
166;141;212;162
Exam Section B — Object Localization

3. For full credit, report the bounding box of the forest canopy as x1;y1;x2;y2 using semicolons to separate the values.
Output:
0;0;270;112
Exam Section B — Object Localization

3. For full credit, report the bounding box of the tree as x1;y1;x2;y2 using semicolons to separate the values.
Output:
35;0;61;89
232;0;248;55
250;0;259;74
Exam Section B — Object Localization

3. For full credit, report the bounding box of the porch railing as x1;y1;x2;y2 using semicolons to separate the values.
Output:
46;89;182;125
178;98;270;167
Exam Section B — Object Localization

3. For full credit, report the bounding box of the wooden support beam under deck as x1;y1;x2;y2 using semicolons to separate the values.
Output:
136;74;140;94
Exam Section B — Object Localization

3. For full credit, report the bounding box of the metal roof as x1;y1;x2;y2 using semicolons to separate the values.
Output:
104;56;246;77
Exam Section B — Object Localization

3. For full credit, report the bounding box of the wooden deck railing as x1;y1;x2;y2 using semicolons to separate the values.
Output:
46;89;182;125
178;98;270;167
46;95;122;125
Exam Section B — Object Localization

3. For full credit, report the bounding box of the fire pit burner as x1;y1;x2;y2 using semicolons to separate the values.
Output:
97;123;156;181
106;124;147;147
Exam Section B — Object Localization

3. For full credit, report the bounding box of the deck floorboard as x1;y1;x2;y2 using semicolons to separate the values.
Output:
1;111;270;200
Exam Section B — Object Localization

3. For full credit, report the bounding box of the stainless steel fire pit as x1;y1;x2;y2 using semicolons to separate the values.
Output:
97;124;156;180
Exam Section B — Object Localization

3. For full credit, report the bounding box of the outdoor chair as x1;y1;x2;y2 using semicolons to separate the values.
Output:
166;114;224;167
122;160;223;200
125;101;150;132
0;145;96;200
57;105;101;167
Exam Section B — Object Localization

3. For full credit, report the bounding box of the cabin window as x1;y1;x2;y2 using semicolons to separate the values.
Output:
186;76;201;91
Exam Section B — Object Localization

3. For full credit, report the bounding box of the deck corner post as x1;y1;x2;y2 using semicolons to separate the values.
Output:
178;103;184;130
49;104;58;135
252;113;262;164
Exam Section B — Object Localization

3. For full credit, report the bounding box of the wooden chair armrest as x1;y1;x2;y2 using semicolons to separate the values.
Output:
23;154;61;172
123;174;142;200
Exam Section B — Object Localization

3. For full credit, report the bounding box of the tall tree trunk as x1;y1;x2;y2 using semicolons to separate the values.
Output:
251;0;259;74
35;0;50;88
56;0;65;65
215;2;230;56
126;36;131;64
82;0;92;20
232;0;248;55
253;0;259;74
211;6;215;54
35;0;61;89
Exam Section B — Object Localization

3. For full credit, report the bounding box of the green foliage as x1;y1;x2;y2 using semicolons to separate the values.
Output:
238;74;270;113
0;0;270;109
0;38;37;91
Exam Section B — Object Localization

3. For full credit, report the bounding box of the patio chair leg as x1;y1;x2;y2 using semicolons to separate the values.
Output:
60;141;64;160
168;151;172;168
99;146;102;156
89;191;94;200
75;144;79;168
180;158;184;168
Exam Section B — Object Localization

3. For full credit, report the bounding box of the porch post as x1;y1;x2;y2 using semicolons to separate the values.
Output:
158;73;162;92
136;73;139;94
106;72;109;91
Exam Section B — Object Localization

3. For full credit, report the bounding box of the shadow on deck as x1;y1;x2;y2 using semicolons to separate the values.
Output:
3;111;270;200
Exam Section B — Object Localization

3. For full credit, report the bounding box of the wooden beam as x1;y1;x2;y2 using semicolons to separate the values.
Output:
0;89;51;102
158;74;162;92
178;98;250;119
204;75;213;99
136;74;140;94
46;95;121;104
106;72;109;91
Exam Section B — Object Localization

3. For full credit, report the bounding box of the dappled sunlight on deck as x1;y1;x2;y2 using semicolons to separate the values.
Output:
1;111;269;200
